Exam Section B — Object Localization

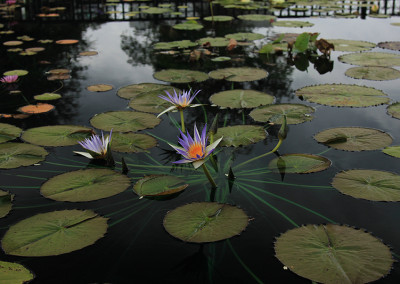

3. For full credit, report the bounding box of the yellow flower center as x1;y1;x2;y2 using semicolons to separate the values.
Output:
188;143;204;159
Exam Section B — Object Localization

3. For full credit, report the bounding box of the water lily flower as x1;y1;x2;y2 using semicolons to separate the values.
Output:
157;89;202;117
0;75;18;84
6;0;17;5
74;130;113;160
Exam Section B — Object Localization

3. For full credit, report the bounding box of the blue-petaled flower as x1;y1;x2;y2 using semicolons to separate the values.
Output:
169;124;222;169
74;130;112;159
157;89;202;117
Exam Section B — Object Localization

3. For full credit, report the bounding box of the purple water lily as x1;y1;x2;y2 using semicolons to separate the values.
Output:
74;130;112;159
157;89;202;117
0;75;18;84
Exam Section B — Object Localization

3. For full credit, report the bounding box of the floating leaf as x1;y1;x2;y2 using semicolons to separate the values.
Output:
34;93;62;100
0;123;22;143
214;125;266;147
87;84;113;92
133;175;188;197
111;132;157;153
338;52;400;67
377;41;400;51
41;169;131;202
0;142;48;169
154;69;208;83
21;125;94;146
314;127;392;151
197;37;230;47
387;102;400;119
210;89;274;109
326;39;375;52
117;83;178;100
268;154;331;174
250;103;315;124
275;224;393;283
128;91;173;113
211;56;231;62
390;22;400;26
47;74;70;81
0;189;13;218
90;111;160;132
224;32;264;41
0;261;34;283
18;103;55;114
47;68;70;75
2;209;108;256
3;41;23;46
203;15;233;22
209;67;268;82
55;39;79;45
79;51;98;56
3;70;28;76
153;40;197;50
141;7;172;14
345;66;400;81
173;22;203;31
25;47;45;52
163;202;248;243
296;84;390;107
294;32;310;52
273;20;314;27
383;145;400;158
237;14;276;21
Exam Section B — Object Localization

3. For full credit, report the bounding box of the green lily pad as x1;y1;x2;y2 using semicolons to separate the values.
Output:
111;132;157;153
387;102;400;119
338;52;400;67
0;261;34;283
326;39;375;52
314;127;393;151
128;91;172;114
0;190;13;218
0;143;48;169
224;32;265;41
2;209;108;257
133;175;188;197
173;22;203;31
273;20;314;27
369;14;390;18
203;15;233;22
332;169;400;201
377;41;400;51
268;154;331;174
21;125;94;146
141;7;172;14
345;66;400;81
383;145;400;158
210;89;274;109
296;84;390;107
41;169;131;202
154;69;208;83
214;125;267;147
3;70;28;76
90;111;160;132
275;224;393;283
0;123;22;143
197;37;230;47
390;22;400;26
237;14;276;21
117;83;178;100
153;40;197;50
249;103;315;124
163;202;249;243
211;56;231;62
209;67;268;82
34;92;62;100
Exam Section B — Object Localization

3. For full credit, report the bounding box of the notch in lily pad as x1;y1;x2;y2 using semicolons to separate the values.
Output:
133;175;188;198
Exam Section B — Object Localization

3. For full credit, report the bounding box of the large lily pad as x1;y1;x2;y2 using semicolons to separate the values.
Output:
268;154;331;174
3;70;28;76
0;261;34;283
273;20;314;27
21;125;94;146
133;175;188;197
296;84;390;107
377;41;400;51
128;91;171;114
314;127;393;151
197;37;230;47
249;103;315;124
163;202;248;243
237;14;276;21
224;32;264;41
332;169;400;201
383;146;400;158
2;209;108;256
154;69;208;83
387;102;400;119
90;111;160;132
0;189;13;218
209;67;268;82
214;125;266;147
326;39;375;52
0;123;22;143
275;224;393;283
40;169;131;202
153;40;197;50
338;52;400;67
203;15;233;22
117;83;178;100
0;143;48;169
110;132;157;153
345;66;400;81
210;89;274;109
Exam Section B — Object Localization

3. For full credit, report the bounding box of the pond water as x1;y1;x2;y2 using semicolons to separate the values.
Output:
1;1;400;283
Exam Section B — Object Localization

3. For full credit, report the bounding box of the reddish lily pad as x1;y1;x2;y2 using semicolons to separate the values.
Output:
55;39;79;45
18;103;55;114
87;84;113;92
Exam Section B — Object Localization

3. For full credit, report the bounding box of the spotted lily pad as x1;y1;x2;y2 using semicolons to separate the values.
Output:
214;125;266;147
387;102;400;119
210;89;274;109
2;209;108;256
237;14;276;21
0;261;34;283
90;111;160;132
327;39;375;52
249;103;315;124
41;169;131;202
163;202;248;243
3;70;28;76
338;52;400;67
173;22;203;31
209;67;268;82
154;69;208;83
377;41;400;51
314;127;393;151
203;15;233;22
268;154;331;174
197;37;230;47
153;40;197;50
21;125;94;146
133;175;188;197
0;190;13;218
117;83;178;100
383;146;400;158
0;123;22;143
111;132;156;153
224;32;264;41
87;84;113;92
296;84;390;107
0;142;48;169
273;20;314;27
34;93;62;100
275;224;393;283
345;66;400;81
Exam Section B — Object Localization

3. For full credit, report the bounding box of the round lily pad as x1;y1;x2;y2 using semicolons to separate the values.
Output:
210;89;274;109
197;37;230;47
2;209;108;257
0;123;22;143
55;39;79;45
296;84;390;107
79;51;98;56
173;22;203;31
163;202;249;243
141;7;172;14
154;69;208;83
214;125;267;147
203;15;233;22
268;154;331;174
153;40;197;50
338;52;400;67
378;41;400;51
387;102;400;119
40;169;131;202
90;111;160;132
224;32;265;41
249;103;315;124
383;145;400;158
133;175;188;197
87;84;113;92
0;189;14;218
0;142;48;169
3;70;28;76
117;83;178;100
18;103;55;114
237;14;276;21
34;92;62;100
332;169;400;201
21;125;94;146
25;47;45;53
273;20;314;27
326;39;375;52
314;127;393;151
345;66;400;81
390;22;400;26
111;132;157;153
211;56;231;62
128;91;172;113
3;41;23;46
0;261;34;283
209;67;268;82
275;224;393;283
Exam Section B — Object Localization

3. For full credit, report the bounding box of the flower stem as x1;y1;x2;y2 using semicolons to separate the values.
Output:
202;163;217;188
179;109;185;133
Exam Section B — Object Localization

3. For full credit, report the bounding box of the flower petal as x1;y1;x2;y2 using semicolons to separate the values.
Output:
157;105;177;117
73;151;95;159
205;137;223;154
192;159;206;169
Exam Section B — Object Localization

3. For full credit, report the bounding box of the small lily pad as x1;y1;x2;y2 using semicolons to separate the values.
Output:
34;93;62;100
268;154;331;174
210;89;274;109
117;83;178;100
153;40;197;50
2;209;108;256
390;22;400;26
18;103;55;114
197;37;230;47
55;39;79;45
0;261;34;283
224;32;264;41
90;111;160;132
273;20;314;27
0;142;48;169
214;125;267;147
111;132;157;153
3;41;23;46
275;224;393;283
203;15;233;22
0;123;22;143
87;84;113;92
173;22;203;31
163;202;249;243
79;51;98;56
338;52;400;67
383;145;400;158
378;41;400;51
327;39;375;52
3;70;28;76
0;189;14;218
387;102;400;119
314;127;393;151
133;175;188;197
209;67;268;82
141;7;172;14
237;14;276;21
211;56;231;62
154;69;208;83
250;103;315;124
345;66;400;81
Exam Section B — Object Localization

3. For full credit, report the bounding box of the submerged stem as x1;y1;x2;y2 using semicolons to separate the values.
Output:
202;163;217;188
179;108;185;133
